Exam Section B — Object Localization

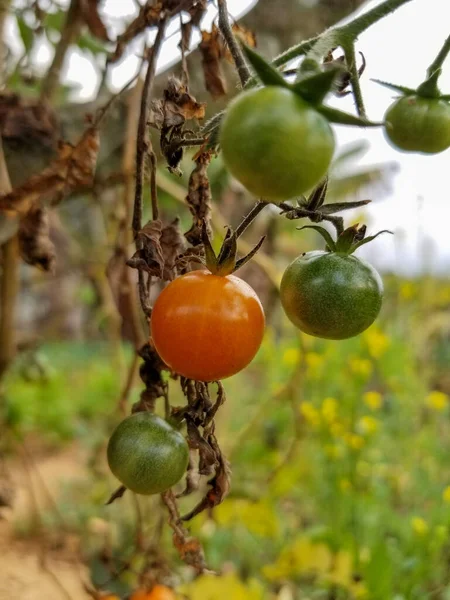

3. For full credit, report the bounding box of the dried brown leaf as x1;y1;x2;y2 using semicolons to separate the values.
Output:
223;23;256;63
199;26;227;99
18;206;56;272
126;219;164;277
110;2;163;63
79;0;109;41
0;126;100;215
184;152;212;246
160;217;186;280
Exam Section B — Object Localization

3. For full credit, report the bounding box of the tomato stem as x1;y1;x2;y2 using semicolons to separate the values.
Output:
234;200;268;238
217;0;252;88
425;33;450;81
341;42;367;118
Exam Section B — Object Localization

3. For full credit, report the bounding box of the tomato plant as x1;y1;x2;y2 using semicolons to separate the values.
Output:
107;413;189;495
280;226;385;340
384;95;450;154
151;270;265;382
220;86;335;201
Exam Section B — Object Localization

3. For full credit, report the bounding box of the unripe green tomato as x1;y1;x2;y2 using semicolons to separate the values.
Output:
219;86;335;202
384;95;450;154
280;251;383;340
107;412;189;495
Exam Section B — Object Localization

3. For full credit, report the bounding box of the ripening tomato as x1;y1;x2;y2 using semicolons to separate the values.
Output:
151;270;265;381
130;585;176;600
219;86;335;202
107;412;189;495
384;95;450;154
280;251;383;340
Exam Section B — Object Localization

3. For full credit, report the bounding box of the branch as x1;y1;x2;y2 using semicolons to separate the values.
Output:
217;0;251;87
337;0;414;39
342;42;366;117
0;137;18;381
40;0;83;103
234;200;268;238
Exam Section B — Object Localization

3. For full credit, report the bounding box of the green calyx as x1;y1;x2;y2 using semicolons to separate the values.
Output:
201;220;265;276
373;69;448;101
297;223;392;255
241;44;381;128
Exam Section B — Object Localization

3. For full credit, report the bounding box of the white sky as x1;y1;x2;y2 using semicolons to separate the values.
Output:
6;0;450;275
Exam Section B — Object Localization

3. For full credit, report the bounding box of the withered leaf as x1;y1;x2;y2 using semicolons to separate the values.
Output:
185;152;212;246
79;0;109;41
199;26;227;99
127;219;164;277
223;23;257;64
18;206;56;272
150;77;206;130
160;217;186;280
0;126;99;215
110;3;163;63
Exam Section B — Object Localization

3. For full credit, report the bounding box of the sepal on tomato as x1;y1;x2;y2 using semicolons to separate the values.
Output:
373;69;446;101
316;105;382;127
291;67;342;105
296;223;392;255
241;44;290;89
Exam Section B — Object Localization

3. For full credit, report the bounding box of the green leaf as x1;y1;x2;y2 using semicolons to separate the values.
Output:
240;44;289;88
350;229;393;254
16;16;34;53
371;78;416;95
296;225;336;251
291;67;341;105
44;9;65;32
318;199;371;215
316;105;382;127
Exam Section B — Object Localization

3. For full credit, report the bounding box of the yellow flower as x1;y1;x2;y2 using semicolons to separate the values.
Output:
363;327;390;359
282;347;300;367
363;391;383;411
344;433;365;450
321;397;338;423
330;421;345;437
411;516;429;535
300;402;320;427
305;352;323;368
179;572;264;600
443;486;450;503
349;357;373;378
426;391;449;412
358;416;379;436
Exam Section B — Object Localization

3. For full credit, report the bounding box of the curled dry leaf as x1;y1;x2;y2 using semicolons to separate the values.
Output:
223;23;257;64
18;206;56;272
127;218;185;281
79;0;109;41
184;152;212;246
199;25;227;99
180;0;208;54
150;76;206;130
110;2;163;63
0;126;100;215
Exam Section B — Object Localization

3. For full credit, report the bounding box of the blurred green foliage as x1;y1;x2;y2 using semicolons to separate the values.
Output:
3;276;450;599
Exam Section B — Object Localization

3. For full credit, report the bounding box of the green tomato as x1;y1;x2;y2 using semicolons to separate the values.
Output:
219;86;335;202
280;251;383;340
107;412;189;495
384;95;450;154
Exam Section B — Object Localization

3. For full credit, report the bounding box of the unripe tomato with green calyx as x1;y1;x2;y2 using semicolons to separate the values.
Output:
384;95;450;154
107;413;189;495
280;251;383;340
219;86;335;202
151;270;265;382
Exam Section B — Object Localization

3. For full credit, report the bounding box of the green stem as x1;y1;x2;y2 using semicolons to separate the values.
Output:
342;42;366;118
426;33;450;78
337;0;414;39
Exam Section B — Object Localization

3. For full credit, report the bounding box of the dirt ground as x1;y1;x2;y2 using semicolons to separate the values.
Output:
0;444;93;600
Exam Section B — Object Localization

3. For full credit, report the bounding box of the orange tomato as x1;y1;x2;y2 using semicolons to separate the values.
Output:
130;585;176;600
151;270;265;382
